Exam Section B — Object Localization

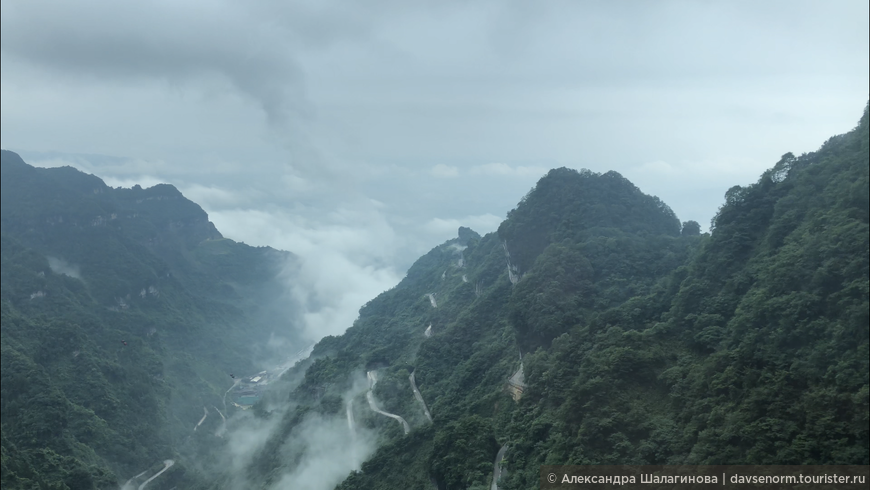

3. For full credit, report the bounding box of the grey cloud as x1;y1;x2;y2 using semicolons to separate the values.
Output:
269;409;377;490
209;205;404;343
0;0;399;133
211;371;376;490
47;256;82;279
3;3;867;482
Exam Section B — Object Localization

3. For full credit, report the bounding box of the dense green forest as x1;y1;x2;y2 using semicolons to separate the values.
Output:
0;151;305;489
1;103;867;490
224;104;867;489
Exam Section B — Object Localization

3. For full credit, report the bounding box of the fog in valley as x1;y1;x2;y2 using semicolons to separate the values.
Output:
2;1;868;488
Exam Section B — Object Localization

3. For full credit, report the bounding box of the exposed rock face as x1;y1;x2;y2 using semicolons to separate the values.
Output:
507;363;526;401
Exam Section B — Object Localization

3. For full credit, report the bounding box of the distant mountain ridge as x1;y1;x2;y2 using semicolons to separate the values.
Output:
1;152;218;236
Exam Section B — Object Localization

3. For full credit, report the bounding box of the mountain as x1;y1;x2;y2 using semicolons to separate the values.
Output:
232;104;867;490
1;151;305;489
2;102;867;490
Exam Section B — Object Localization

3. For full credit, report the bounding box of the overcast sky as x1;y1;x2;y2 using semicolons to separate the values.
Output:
2;0;868;342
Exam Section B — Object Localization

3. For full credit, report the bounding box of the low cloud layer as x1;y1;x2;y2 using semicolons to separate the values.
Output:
2;2;867;482
17;153;516;348
269;410;376;490
213;372;377;490
47;256;82;279
207;206;403;343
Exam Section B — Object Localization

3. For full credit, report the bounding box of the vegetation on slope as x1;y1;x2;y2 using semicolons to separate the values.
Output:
0;151;303;489
3;102;866;490
236;104;868;490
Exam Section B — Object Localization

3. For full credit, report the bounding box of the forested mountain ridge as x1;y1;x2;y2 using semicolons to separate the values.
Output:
231;105;868;490
1;103;866;490
1;150;304;489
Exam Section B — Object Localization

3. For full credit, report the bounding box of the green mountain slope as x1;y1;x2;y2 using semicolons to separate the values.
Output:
3;103;866;490
1;151;303;489
231;104;868;490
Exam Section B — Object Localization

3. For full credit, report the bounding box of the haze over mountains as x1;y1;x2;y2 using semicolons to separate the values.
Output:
2;2;869;489
1;103;867;489
4;2;867;384
4;1;868;341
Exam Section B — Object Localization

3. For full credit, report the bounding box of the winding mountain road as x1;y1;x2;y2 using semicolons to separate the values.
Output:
121;459;175;490
222;378;240;413
193;406;208;431
366;371;410;434
409;371;433;423
121;470;147;490
213;405;227;437
138;460;174;490
491;444;509;490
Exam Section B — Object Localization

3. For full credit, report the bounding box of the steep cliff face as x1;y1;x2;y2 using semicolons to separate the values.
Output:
0;151;303;489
